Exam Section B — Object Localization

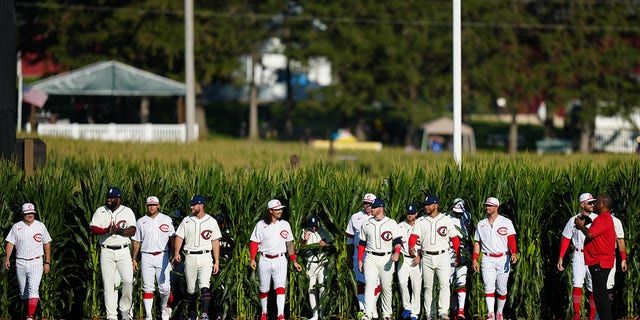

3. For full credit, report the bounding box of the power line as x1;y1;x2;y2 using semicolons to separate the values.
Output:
15;1;640;32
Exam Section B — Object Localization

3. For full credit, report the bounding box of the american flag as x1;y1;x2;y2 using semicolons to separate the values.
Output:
23;89;49;108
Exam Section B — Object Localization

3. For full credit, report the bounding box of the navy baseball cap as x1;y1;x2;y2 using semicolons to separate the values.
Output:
371;198;385;208
107;187;122;198
307;215;319;227
423;195;440;205
406;204;418;214
190;195;206;205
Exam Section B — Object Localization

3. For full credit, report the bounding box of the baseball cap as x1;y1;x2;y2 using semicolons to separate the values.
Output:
423;195;440;205
190;195;206;206
268;199;285;210
484;197;500;207
107;187;122;198
21;203;37;214
453;203;464;213
146;196;160;206
371;198;385;209
362;193;377;204
406;204;418;214
307;215;319;227
579;193;596;204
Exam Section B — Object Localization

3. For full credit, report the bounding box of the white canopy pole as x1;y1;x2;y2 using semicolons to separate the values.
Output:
185;0;196;141
452;0;462;169
17;52;22;133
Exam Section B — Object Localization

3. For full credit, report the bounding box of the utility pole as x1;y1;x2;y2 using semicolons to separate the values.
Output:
0;0;16;159
452;0;462;169
185;0;196;142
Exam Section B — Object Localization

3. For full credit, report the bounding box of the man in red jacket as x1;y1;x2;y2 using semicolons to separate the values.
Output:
574;194;617;320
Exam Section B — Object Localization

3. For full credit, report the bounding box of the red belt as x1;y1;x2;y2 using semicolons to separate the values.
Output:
143;251;167;256
485;252;507;258
263;253;285;259
18;256;41;261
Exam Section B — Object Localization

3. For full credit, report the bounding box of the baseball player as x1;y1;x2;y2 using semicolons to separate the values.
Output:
346;193;380;316
4;203;52;320
448;198;473;320
131;196;175;320
90;187;137;320
397;204;422;320
172;195;221;320
357;198;402;320
211;214;235;320
249;199;303;320
472;197;517;320
557;193;598;320
300;215;332;320
408;195;460;320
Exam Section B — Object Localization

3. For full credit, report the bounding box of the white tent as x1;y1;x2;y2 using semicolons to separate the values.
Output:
420;117;476;153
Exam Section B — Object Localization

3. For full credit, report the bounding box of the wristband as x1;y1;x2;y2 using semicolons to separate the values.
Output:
44;261;51;265
620;250;627;261
473;252;479;261
289;254;297;262
394;246;401;254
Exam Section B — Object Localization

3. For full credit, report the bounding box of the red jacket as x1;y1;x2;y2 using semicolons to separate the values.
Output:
584;211;616;268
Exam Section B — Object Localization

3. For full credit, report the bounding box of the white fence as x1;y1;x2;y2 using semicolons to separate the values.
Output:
37;123;199;143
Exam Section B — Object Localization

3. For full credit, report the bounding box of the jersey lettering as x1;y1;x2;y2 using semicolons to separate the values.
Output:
497;227;508;236
33;233;43;242
280;230;289;239
437;226;448;237
381;231;393;241
201;230;212;240
116;220;128;229
159;224;170;233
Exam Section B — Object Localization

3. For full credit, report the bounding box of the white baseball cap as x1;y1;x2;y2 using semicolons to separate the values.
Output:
22;203;37;214
579;193;595;204
146;196;160;205
484;197;500;207
362;193;377;204
268;199;285;210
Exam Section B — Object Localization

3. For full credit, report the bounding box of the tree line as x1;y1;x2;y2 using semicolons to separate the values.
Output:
16;0;640;151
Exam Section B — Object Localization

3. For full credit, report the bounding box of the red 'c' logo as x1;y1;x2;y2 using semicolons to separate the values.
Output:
381;231;392;241
33;233;43;242
201;230;212;240
497;227;508;236
437;226;448;237
280;230;289;239
116;220;127;229
159;224;170;232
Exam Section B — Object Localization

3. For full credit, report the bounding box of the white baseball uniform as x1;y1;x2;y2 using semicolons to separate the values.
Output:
175;214;221;294
301;227;332;319
412;213;457;318
474;215;516;317
449;210;472;316
606;215;625;290
358;216;402;319
132;212;175;316
397;220;421;319
250;219;294;318
346;210;369;284
561;213;598;290
5;220;52;299
90;204;137;320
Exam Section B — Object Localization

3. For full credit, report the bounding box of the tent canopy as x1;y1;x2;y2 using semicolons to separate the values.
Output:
30;60;185;96
419;117;476;153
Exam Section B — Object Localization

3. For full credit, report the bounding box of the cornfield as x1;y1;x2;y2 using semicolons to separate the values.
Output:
1;137;639;320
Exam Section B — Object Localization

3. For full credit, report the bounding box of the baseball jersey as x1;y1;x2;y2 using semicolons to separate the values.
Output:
132;213;175;252
448;211;472;249
398;220;419;256
175;214;222;251
5;220;52;259
612;215;624;239
90;205;137;246
300;228;332;262
359;216;402;253
346;210;368;245
413;213;456;252
561;213;598;249
250;220;294;255
474;215;516;254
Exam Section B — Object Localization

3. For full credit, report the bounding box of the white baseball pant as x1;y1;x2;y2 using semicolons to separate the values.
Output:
397;255;422;318
422;252;451;317
306;261;326;316
363;253;395;318
141;252;172;295
16;258;44;299
184;253;213;293
572;251;593;291
480;255;510;295
100;247;133;320
450;263;468;310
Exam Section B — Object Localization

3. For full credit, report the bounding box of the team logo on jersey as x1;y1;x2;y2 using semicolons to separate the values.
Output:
280;230;289;239
159;224;170;232
381;231;393;241
437;226;448;237
33;233;43;242
201;230;213;240
116;220;127;229
497;227;508;236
